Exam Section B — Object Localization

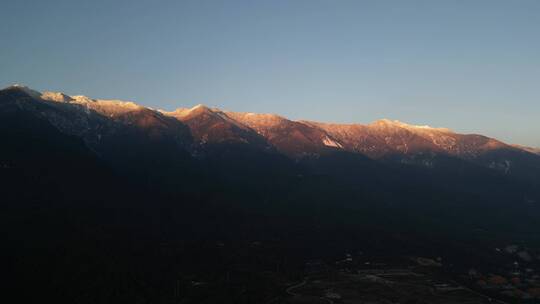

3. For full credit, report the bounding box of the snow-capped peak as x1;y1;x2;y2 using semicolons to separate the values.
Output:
372;119;452;133
39;91;142;116
192;104;208;110
71;95;94;103
161;104;215;119
6;84;42;98
41;91;74;102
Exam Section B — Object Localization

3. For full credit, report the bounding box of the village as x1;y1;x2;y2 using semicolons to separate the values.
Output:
281;244;540;304
464;244;540;301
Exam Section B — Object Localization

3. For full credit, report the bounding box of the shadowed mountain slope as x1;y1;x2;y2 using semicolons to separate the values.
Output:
3;85;540;303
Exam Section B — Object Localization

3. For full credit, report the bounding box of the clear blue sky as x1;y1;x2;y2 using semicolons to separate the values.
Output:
1;0;539;147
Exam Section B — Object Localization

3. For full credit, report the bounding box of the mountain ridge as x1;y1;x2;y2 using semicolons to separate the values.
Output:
3;84;540;304
3;85;538;167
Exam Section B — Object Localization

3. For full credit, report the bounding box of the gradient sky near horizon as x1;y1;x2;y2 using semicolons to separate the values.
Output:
1;0;539;147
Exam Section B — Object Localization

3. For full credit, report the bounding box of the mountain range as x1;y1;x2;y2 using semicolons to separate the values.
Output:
3;84;540;205
3;84;540;302
5;84;539;172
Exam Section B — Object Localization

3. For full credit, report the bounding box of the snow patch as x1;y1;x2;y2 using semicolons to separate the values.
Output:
8;84;42;98
322;136;343;148
374;119;453;133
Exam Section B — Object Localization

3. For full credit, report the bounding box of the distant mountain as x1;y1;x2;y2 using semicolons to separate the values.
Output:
1;85;198;193
4;86;539;244
3;85;540;181
513;144;540;155
3;85;540;303
302;119;508;158
224;111;342;157
159;105;269;149
157;97;539;182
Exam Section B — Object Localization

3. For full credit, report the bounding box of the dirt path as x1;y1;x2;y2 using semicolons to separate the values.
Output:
286;278;334;304
286;279;307;296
